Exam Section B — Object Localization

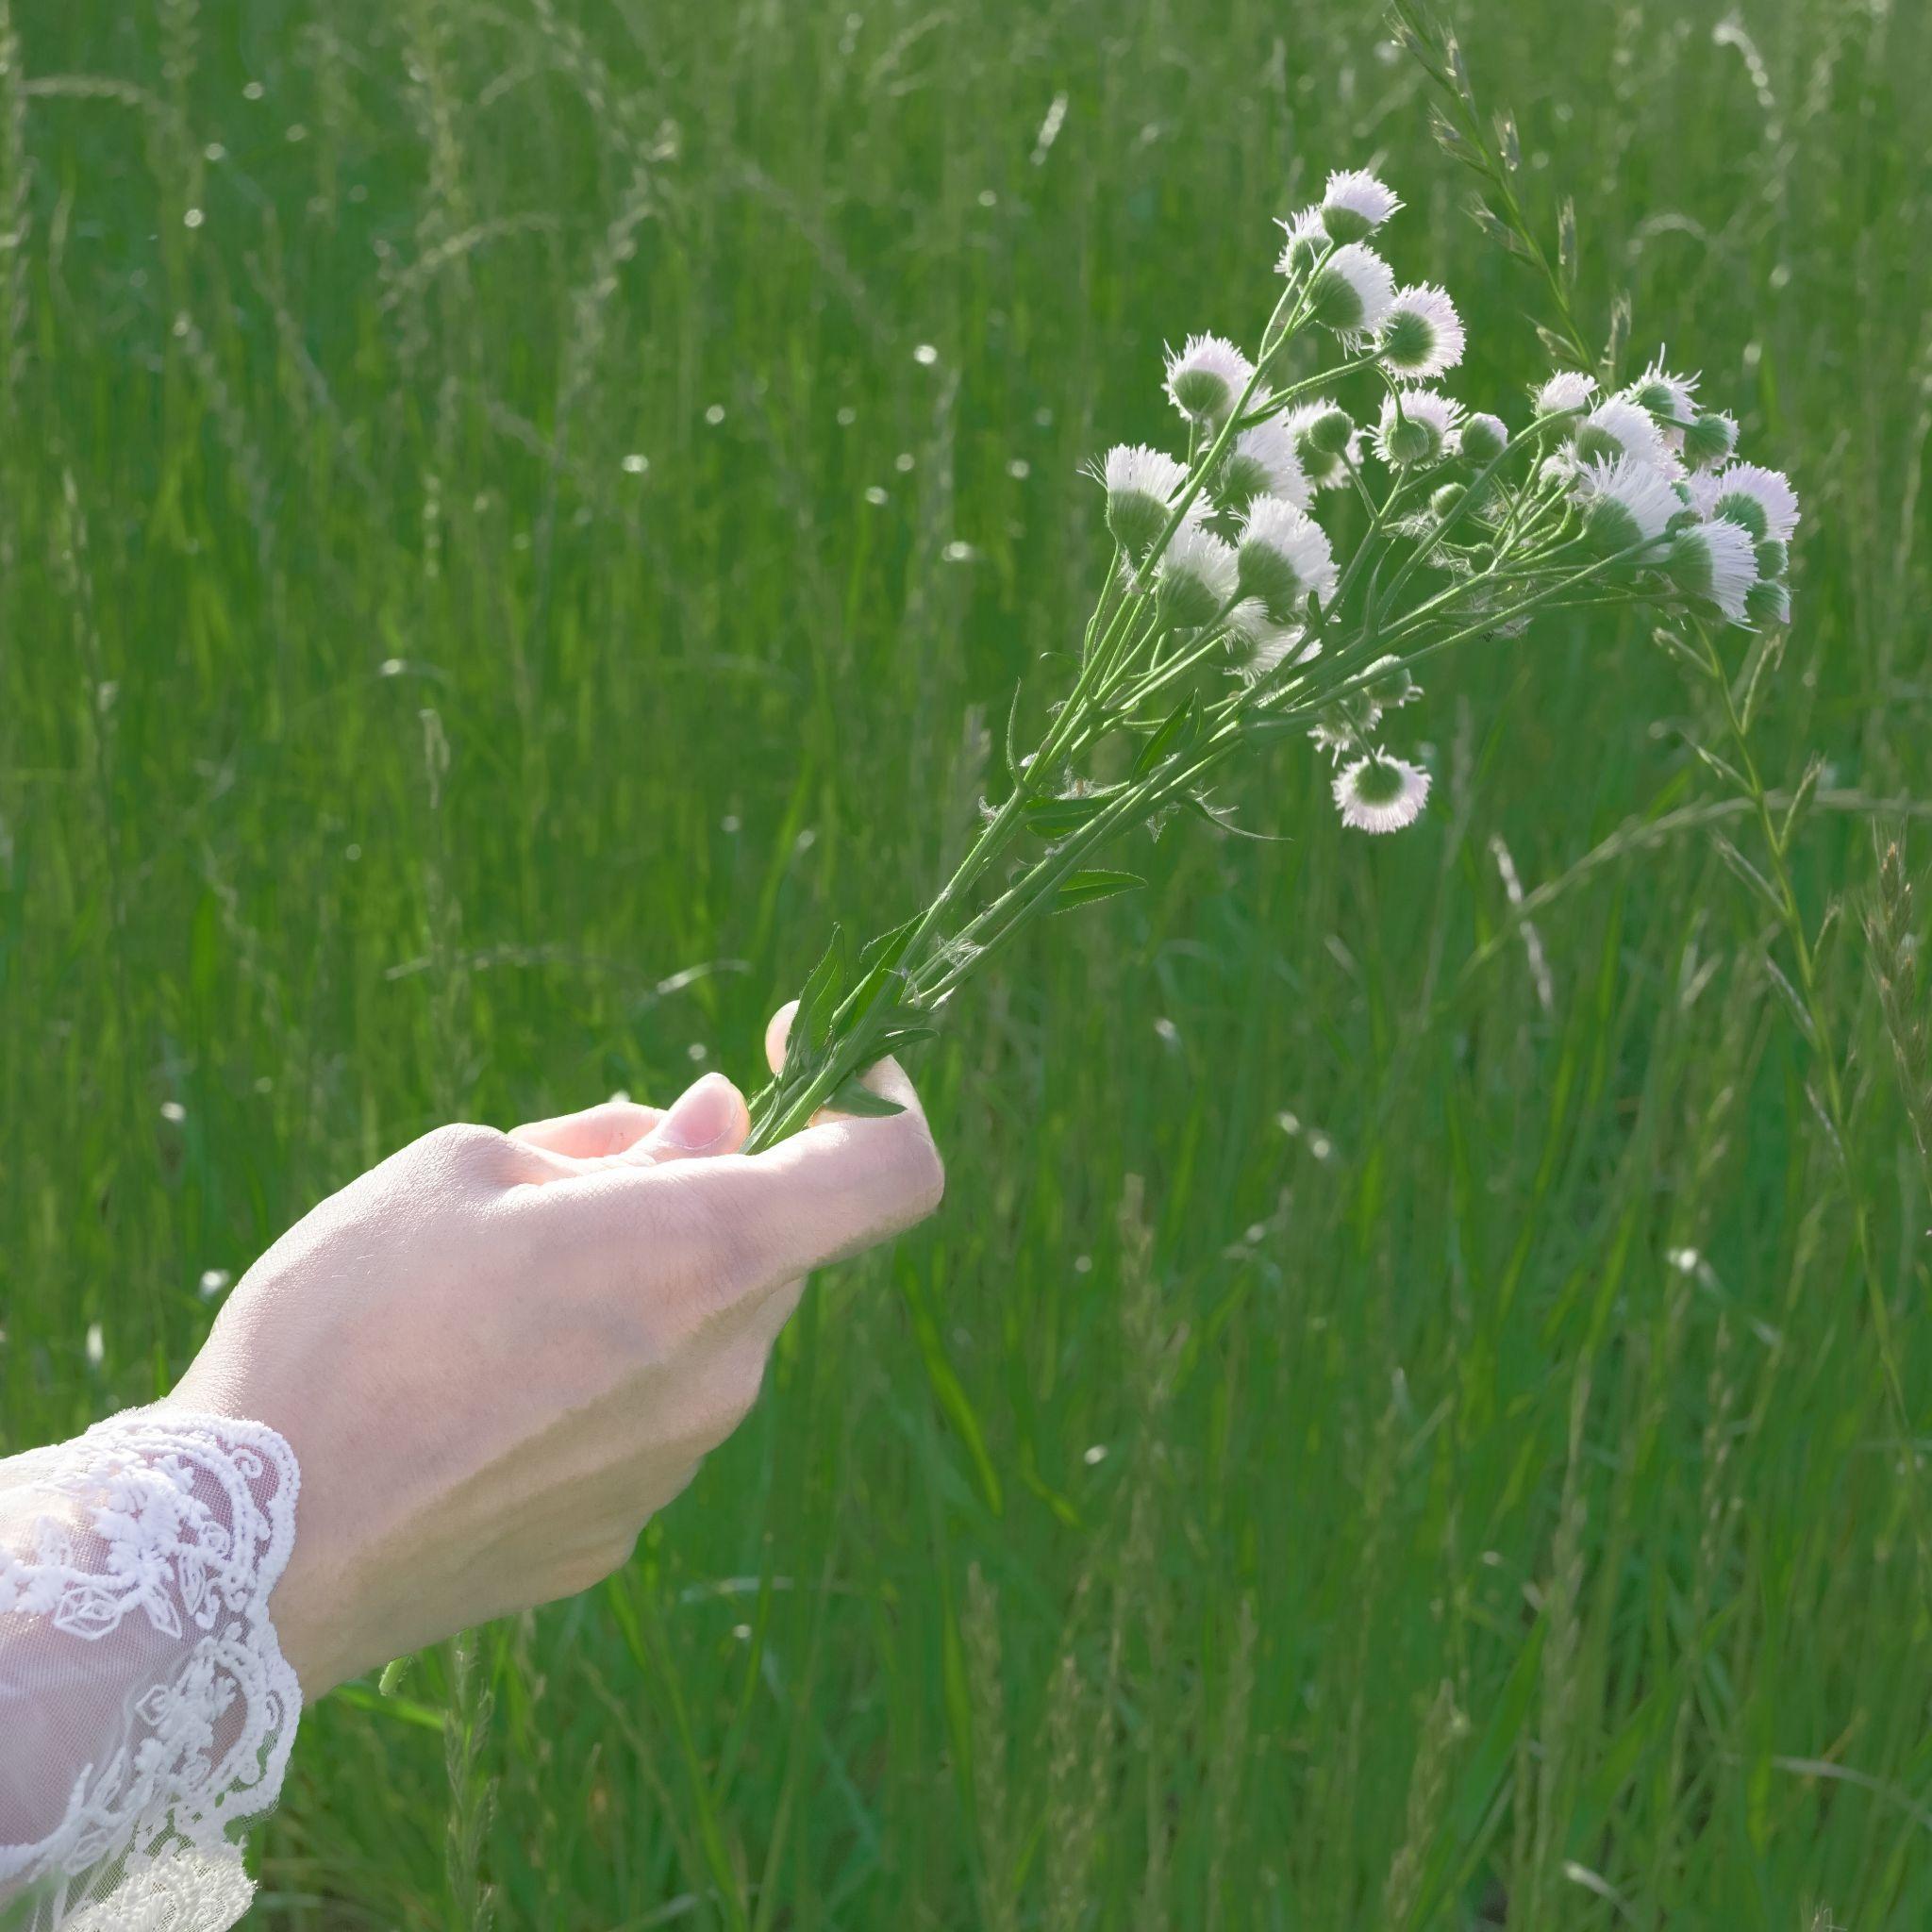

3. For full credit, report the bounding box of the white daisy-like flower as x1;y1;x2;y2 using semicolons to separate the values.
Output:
1571;454;1682;551
1574;397;1683;477
1363;655;1422;708
1333;755;1432;834
1322;168;1403;242
1225;599;1317;680
1698;461;1801;543
1220;418;1309;511
1378;283;1465;379
1274;206;1328;277
1165;333;1254;425
1155;521;1240;627
1746;576;1792;628
1460;411;1509;464
1372;388;1464;469
1308;690;1383;755
1625;356;1701;431
1306;242;1397;334
1280;401;1361;491
1236;494;1338;619
1668;516;1758;624
1681;410;1740;472
1534;370;1599;417
1093;442;1198;553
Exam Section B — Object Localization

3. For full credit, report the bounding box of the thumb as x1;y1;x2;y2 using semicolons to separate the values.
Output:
623;1071;749;1166
764;1000;800;1078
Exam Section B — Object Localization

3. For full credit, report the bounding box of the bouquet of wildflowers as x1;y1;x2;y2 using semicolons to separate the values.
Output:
743;164;1799;1151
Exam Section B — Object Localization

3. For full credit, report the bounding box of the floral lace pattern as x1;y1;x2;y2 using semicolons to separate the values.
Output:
0;1408;303;1931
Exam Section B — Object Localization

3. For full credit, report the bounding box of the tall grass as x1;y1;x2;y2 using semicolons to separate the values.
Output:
2;0;1930;1924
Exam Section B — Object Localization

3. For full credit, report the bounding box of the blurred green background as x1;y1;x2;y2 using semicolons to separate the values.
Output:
4;0;1932;1924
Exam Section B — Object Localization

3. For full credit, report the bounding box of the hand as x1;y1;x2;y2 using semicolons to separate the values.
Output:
165;1008;942;1697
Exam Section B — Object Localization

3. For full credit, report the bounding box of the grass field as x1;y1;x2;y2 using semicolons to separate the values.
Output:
5;0;1932;1924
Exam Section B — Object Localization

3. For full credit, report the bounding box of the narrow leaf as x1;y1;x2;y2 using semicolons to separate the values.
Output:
858;916;919;975
1002;680;1026;791
1689;741;1747;792
1025;790;1119;838
1740;627;1788;734
869;1024;940;1060
1779;755;1825;854
825;1075;907;1119
787;925;846;1073
1052;869;1146;913
1762;956;1818;1049
1131;692;1198;778
1709;834;1783;917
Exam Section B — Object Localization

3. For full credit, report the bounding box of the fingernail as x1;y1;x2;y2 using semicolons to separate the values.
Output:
661;1073;739;1151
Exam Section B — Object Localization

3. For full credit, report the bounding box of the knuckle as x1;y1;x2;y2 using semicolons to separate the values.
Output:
422;1120;510;1172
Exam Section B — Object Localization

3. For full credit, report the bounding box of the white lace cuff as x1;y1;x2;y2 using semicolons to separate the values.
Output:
0;1407;304;1931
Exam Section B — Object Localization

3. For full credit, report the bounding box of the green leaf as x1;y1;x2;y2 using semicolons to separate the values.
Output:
1025;790;1118;838
1001;680;1026;791
825;1074;907;1118
858;916;919;975
870;1023;940;1060
1131;692;1198;779
1710;834;1783;917
1779;754;1825;854
787;925;847;1073
1052;869;1145;913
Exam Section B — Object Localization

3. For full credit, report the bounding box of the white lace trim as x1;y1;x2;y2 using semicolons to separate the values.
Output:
0;1408;303;1930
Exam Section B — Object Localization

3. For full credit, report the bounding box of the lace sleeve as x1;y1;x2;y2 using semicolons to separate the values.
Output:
0;1407;304;1931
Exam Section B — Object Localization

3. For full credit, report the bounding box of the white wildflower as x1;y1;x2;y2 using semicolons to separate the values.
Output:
1226;600;1317;679
1094;442;1200;553
1333;755;1432;833
1746;576;1792;628
1221;418;1309;510
1698;461;1801;543
1681;410;1740;472
1155;521;1240;626
1378;283;1464;379
1236;494;1338;618
1373;387;1463;469
1165;333;1254;425
1460;411;1509;464
1668;516;1758;624
1626;357;1700;433
1572;454;1681;551
1309;691;1383;754
1281;401;1360;491
1534;370;1598;417
1321;168;1402;242
1274;206;1328;278
1574;397;1683;477
1306;242;1397;334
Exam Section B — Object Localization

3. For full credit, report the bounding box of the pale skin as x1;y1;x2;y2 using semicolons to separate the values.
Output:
165;1006;943;1697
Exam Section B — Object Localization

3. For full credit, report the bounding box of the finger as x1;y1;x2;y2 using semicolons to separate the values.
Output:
764;1001;799;1077
516;1055;940;1302
621;1072;749;1167
686;1055;943;1283
510;1099;666;1160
